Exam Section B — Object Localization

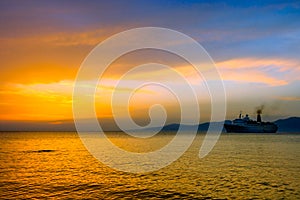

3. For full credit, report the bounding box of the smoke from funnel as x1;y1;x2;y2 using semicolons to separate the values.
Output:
256;105;265;114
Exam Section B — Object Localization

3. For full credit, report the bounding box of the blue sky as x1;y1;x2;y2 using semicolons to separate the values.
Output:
0;0;299;129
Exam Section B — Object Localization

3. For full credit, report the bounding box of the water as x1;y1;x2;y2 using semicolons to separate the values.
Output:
0;132;299;199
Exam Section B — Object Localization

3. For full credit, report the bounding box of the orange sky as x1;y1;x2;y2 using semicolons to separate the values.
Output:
1;46;299;123
0;1;299;130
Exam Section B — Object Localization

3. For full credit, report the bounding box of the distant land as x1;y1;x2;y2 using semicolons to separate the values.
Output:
274;117;300;133
159;117;300;133
0;117;299;133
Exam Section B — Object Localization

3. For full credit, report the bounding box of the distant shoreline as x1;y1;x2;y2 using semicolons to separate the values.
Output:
0;117;299;132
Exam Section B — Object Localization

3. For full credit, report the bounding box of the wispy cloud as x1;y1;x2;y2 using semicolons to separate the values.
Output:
217;57;300;71
0;26;127;47
216;57;300;86
276;96;300;101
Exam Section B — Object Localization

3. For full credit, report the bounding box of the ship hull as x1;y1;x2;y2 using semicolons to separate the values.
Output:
224;123;278;133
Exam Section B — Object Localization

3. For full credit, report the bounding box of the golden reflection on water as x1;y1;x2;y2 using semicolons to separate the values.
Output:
0;132;299;199
107;132;175;153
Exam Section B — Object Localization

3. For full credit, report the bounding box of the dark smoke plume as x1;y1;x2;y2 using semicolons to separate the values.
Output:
256;105;265;114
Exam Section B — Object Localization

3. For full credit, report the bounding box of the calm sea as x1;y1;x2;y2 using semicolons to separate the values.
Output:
0;132;299;199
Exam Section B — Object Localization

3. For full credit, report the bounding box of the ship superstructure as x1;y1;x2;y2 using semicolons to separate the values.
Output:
224;112;278;133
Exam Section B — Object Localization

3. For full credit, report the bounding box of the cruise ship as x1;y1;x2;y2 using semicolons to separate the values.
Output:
224;112;278;133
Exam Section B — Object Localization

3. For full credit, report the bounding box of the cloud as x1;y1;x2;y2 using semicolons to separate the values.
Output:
216;57;300;86
0;26;126;47
0;1;299;123
217;57;300;71
275;96;300;101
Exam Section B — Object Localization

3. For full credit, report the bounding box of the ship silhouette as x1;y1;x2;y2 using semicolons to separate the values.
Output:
224;111;278;133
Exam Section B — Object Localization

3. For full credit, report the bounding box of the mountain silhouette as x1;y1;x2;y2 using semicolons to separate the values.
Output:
158;118;300;133
274;117;300;133
0;117;299;132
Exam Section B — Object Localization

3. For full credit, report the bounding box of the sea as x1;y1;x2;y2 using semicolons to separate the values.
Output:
0;132;299;199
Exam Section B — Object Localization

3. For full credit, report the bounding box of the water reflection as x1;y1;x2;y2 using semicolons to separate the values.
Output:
0;132;299;199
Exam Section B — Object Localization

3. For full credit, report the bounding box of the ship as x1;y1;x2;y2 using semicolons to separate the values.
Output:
224;111;278;133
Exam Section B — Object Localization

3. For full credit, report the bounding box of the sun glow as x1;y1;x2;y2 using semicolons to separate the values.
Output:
1;55;299;122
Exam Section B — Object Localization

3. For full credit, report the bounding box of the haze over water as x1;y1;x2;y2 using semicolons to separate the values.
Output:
1;132;299;199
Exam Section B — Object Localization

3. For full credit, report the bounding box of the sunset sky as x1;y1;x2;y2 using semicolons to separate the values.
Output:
0;0;299;131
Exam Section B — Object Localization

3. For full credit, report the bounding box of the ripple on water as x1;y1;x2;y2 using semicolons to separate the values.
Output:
0;132;299;199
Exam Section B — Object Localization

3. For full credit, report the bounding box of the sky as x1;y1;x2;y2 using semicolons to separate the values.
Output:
0;0;299;131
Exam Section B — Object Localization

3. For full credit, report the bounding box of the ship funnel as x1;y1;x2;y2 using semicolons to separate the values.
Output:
257;113;262;122
256;109;262;122
256;105;264;123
